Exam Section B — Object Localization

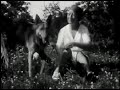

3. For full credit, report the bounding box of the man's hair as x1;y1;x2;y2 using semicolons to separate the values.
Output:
70;5;84;21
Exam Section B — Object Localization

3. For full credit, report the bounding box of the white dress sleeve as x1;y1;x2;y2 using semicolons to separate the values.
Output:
82;33;91;44
56;28;64;48
79;24;91;44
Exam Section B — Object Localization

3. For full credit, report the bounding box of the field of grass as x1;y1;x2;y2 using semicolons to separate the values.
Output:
1;45;120;89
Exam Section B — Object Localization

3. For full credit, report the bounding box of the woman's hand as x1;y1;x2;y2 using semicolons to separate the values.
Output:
64;42;75;49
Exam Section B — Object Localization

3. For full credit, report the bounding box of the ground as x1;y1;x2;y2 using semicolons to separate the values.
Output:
1;44;120;89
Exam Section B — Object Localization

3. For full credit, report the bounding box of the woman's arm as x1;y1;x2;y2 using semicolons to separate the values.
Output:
73;42;91;51
73;42;99;52
55;46;64;65
64;41;98;52
55;28;65;65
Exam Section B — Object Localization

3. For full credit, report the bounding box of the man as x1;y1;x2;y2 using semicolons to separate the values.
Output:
52;5;93;81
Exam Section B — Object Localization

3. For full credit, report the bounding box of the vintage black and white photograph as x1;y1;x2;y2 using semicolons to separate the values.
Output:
1;1;119;89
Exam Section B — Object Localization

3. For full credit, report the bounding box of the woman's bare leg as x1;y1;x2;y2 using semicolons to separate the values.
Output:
52;49;72;80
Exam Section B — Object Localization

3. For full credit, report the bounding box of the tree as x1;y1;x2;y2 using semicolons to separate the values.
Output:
43;2;61;20
1;33;9;69
1;1;30;20
75;1;116;51
1;1;33;33
1;1;34;50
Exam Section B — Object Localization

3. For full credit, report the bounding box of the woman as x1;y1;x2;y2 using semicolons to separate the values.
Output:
52;5;93;81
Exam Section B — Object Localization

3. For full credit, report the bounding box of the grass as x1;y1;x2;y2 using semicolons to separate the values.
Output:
1;44;120;89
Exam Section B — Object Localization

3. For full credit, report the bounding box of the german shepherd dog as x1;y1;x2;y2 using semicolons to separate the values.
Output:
15;14;51;77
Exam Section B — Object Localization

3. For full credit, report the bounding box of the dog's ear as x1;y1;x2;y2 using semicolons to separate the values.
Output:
46;15;52;27
35;14;42;24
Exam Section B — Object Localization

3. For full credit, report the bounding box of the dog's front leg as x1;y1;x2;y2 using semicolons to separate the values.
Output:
28;50;33;77
40;60;46;74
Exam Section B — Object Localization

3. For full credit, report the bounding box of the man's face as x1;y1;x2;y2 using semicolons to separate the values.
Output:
67;10;77;24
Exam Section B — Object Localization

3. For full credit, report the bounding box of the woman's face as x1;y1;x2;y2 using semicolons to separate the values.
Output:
67;10;77;24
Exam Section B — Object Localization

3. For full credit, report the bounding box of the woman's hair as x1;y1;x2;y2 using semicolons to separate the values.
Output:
70;5;84;21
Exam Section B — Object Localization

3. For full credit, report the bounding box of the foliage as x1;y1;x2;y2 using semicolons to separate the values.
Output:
43;2;60;19
83;1;115;49
1;1;30;20
1;1;33;33
1;45;120;89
